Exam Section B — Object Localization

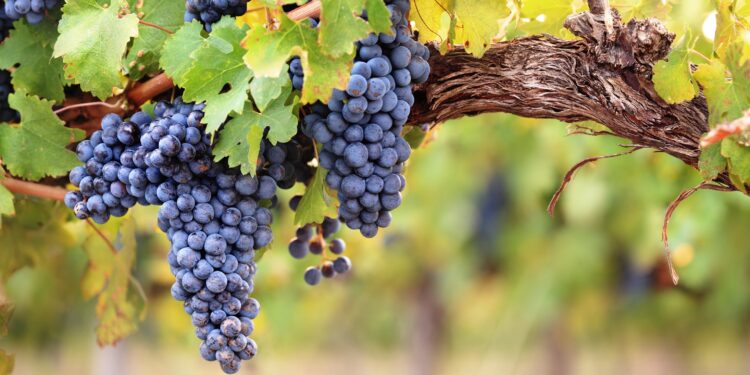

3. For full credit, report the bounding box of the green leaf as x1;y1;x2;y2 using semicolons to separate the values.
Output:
0;185;14;228
125;0;185;79
295;167;339;225
699;143;726;181
53;0;139;99
249;67;291;112
0;92;84;181
693;60;750;126
213;90;299;174
0;20;65;102
160;21;205;81
319;0;391;57
721;137;750;186
169;18;254;134
653;35;697;104
243;15;355;103
82;217;146;346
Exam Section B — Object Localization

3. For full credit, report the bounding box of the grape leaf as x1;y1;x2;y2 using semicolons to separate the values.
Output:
82;217;146;346
0;184;14;228
519;0;585;37
694;60;750;126
53;0;139;99
249;67;291;112
0;92;84;181
653;35;697;104
410;0;451;51
411;0;507;57
160;21;204;81
699;143;727;181
125;0;185;80
295;167;338;225
167;18;254;134
213;90;299;175
243;15;355;103
452;0;507;57
0;20;65;102
721;137;750;186
319;0;391;57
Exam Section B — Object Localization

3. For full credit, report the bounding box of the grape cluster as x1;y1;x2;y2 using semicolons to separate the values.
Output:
301;0;430;238
66;99;268;374
287;195;351;286
2;0;58;24
289;19;317;91
0;70;18;123
259;138;314;190
0;5;12;40
184;0;247;32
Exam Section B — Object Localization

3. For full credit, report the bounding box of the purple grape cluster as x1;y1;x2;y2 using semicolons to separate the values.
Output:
300;0;430;238
66;99;269;374
0;70;18;123
184;0;247;32
287;195;351;286
0;5;12;40
2;0;58;24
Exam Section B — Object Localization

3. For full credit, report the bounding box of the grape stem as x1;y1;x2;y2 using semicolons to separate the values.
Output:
138;20;174;34
54;100;124;115
86;219;118;255
126;0;322;107
1;177;66;202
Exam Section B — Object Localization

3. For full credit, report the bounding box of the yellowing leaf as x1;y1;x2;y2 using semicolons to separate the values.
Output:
694;59;750;126
412;0;508;56
82;217;146;346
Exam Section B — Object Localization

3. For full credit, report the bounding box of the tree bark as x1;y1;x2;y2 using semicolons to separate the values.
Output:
410;9;711;172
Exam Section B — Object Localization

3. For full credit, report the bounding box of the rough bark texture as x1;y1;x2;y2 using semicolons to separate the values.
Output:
410;8;710;172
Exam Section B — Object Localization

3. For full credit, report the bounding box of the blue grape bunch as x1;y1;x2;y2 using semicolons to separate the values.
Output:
66;99;269;374
300;0;430;238
184;0;248;32
287;195;351;286
0;70;18;123
0;5;12;40
2;0;58;24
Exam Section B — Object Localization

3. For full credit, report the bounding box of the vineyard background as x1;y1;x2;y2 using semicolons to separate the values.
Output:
5;114;750;375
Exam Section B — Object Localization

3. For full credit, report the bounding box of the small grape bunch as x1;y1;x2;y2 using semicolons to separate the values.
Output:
287;195;352;286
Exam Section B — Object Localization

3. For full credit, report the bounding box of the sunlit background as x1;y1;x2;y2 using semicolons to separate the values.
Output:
4;0;750;374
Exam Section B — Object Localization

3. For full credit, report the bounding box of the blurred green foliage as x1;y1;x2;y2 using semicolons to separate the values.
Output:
3;113;750;373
